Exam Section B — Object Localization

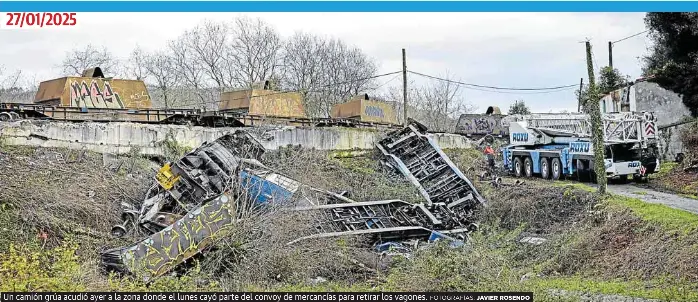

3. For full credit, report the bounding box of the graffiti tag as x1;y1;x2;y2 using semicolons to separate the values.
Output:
456;115;510;136
474;118;495;132
69;80;125;109
129;91;150;109
364;105;385;118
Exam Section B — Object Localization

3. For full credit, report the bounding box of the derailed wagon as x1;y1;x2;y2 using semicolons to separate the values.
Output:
101;121;486;280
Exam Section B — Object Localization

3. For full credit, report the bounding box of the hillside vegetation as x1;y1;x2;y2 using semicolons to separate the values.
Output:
1;144;698;301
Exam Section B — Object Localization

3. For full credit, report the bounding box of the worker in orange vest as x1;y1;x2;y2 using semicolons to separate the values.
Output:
484;144;495;169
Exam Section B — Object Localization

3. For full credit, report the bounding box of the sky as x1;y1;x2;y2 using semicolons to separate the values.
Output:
0;12;653;113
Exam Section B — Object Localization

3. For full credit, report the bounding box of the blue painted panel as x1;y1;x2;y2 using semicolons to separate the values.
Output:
540;144;567;150
502;148;512;170
429;231;464;248
239;171;295;205
561;148;572;175
531;151;540;174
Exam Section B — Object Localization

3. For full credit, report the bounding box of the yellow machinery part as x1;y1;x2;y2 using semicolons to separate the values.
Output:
156;163;180;190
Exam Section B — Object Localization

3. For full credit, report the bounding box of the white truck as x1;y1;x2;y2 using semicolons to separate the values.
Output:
500;112;660;183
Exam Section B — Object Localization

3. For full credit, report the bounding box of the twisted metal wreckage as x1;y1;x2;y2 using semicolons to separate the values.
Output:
100;120;487;281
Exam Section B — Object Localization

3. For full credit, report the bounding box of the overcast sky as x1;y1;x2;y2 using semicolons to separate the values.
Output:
0;12;652;113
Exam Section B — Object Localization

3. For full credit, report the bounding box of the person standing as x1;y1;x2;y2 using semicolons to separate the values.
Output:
484;144;495;169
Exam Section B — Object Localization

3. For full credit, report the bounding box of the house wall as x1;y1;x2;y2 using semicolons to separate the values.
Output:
598;80;692;161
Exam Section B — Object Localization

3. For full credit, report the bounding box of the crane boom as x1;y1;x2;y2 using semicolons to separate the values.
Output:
506;112;657;146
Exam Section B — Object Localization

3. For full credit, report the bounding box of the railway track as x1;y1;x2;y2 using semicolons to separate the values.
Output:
0;102;403;130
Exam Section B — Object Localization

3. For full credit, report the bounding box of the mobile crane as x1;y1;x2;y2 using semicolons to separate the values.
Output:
501;112;660;183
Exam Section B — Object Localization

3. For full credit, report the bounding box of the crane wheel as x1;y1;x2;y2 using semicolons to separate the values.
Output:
551;157;562;180
540;158;551;179
524;157;533;178
514;157;523;177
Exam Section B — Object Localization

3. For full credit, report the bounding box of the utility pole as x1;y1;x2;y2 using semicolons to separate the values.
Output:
586;41;607;194
608;41;613;68
402;48;408;126
577;77;583;112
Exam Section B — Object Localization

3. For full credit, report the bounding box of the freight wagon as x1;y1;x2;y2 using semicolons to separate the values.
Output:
0;68;402;130
330;93;398;125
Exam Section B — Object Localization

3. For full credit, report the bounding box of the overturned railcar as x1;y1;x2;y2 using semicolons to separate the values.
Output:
288;199;476;245
102;158;314;280
376;119;487;208
101;192;241;278
102;123;486;280
110;130;266;237
101;131;356;280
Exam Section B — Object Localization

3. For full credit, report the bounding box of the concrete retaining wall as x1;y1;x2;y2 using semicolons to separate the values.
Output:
0;120;472;156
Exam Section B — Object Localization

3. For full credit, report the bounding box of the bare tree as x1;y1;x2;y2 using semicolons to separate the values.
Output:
378;74;476;132
508;100;531;115
280;34;378;117
227;16;283;88
411;72;475;132
168;37;213;108
126;45;149;81
60;44;120;77
280;32;330;116
377;79;424;125
0;66;25;101
0;66;22;89
143;51;180;108
280;32;325;93
183;20;232;89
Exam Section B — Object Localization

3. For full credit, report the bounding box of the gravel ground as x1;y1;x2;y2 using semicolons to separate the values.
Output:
548;289;662;302
595;183;698;214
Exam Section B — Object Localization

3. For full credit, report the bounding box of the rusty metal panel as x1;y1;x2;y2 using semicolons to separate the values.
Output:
330;99;362;119
35;76;152;109
101;193;239;281
331;99;397;124
248;89;305;118
219;89;306;118
376;119;487;208
34;78;67;103
288;199;476;245
361;99;397;124
219;90;252;111
455;114;509;137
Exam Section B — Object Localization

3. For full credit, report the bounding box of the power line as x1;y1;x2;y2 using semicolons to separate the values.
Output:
175;70;402;108
463;86;577;95
373;74;401;90
408;70;579;91
612;30;649;44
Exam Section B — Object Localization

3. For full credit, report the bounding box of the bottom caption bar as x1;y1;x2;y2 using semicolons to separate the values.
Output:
0;292;533;302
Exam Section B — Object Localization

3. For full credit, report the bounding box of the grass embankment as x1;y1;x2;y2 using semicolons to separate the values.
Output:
646;161;698;199
2;145;698;301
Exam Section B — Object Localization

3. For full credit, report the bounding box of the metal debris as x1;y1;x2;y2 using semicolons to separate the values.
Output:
519;236;547;245
101;121;488;280
376;119;487;207
110;130;266;238
287;199;478;245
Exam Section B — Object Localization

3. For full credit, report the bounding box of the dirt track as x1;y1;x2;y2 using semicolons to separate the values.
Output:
594;183;698;214
501;174;698;215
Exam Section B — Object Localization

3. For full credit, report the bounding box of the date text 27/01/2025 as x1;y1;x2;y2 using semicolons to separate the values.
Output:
4;12;77;28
